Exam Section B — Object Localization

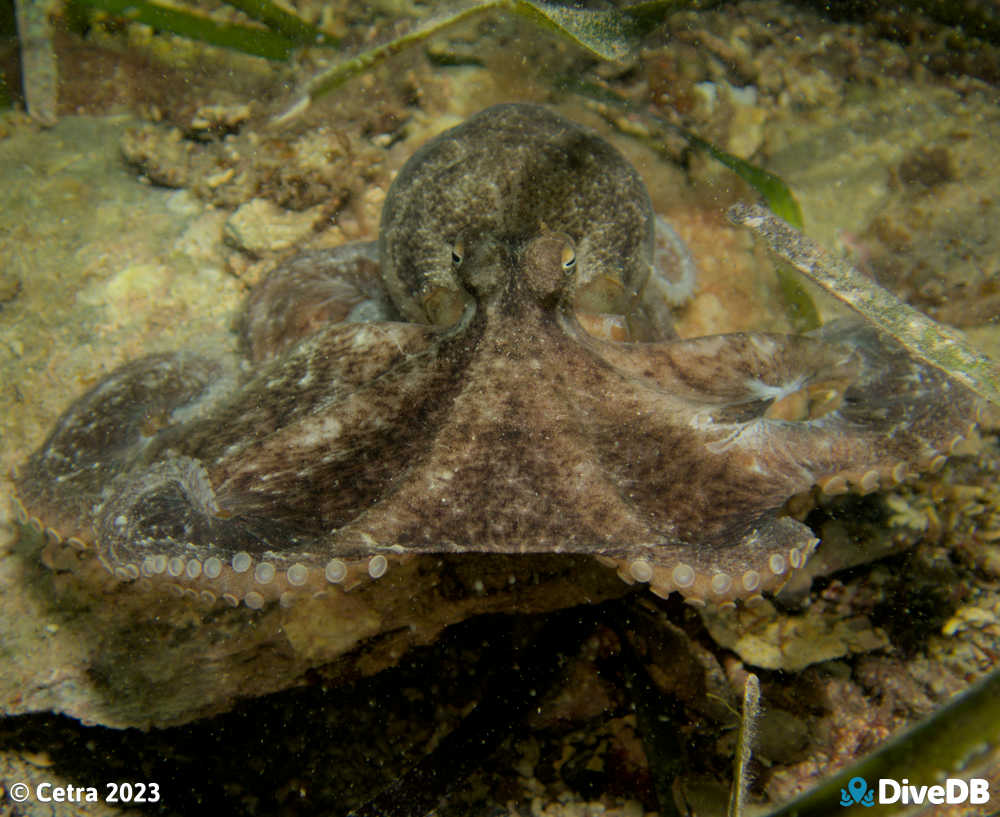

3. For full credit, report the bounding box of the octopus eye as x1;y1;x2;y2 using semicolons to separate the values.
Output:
561;244;576;270
451;241;464;266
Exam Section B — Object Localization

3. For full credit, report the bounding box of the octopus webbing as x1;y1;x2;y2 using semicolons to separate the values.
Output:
13;103;990;609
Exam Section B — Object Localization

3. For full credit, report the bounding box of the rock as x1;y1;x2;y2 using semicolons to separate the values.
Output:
223;198;326;254
700;598;890;672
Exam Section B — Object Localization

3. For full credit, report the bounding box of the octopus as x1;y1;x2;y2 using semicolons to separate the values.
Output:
13;103;991;611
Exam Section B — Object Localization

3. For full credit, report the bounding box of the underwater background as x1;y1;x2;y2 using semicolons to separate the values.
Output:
2;1;1000;815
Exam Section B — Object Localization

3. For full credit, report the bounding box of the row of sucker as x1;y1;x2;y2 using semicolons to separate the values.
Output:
599;535;818;609
11;494;394;609
815;426;984;499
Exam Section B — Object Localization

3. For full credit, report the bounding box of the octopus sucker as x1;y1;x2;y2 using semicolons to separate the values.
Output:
286;562;309;586
817;474;849;497
927;453;949;472
13;103;995;612
858;469;880;494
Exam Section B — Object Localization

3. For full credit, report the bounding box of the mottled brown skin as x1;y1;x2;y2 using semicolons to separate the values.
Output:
14;104;990;608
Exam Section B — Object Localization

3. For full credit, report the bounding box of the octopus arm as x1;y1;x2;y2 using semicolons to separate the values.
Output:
569;318;985;487
15;353;238;541
241;242;395;364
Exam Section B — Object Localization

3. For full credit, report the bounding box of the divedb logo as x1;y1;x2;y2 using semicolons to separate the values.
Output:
839;776;990;808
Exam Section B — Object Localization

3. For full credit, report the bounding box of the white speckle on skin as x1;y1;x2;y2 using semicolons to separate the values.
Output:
289;415;343;449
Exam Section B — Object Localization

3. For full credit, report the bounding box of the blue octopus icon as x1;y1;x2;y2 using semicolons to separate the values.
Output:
840;777;875;807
